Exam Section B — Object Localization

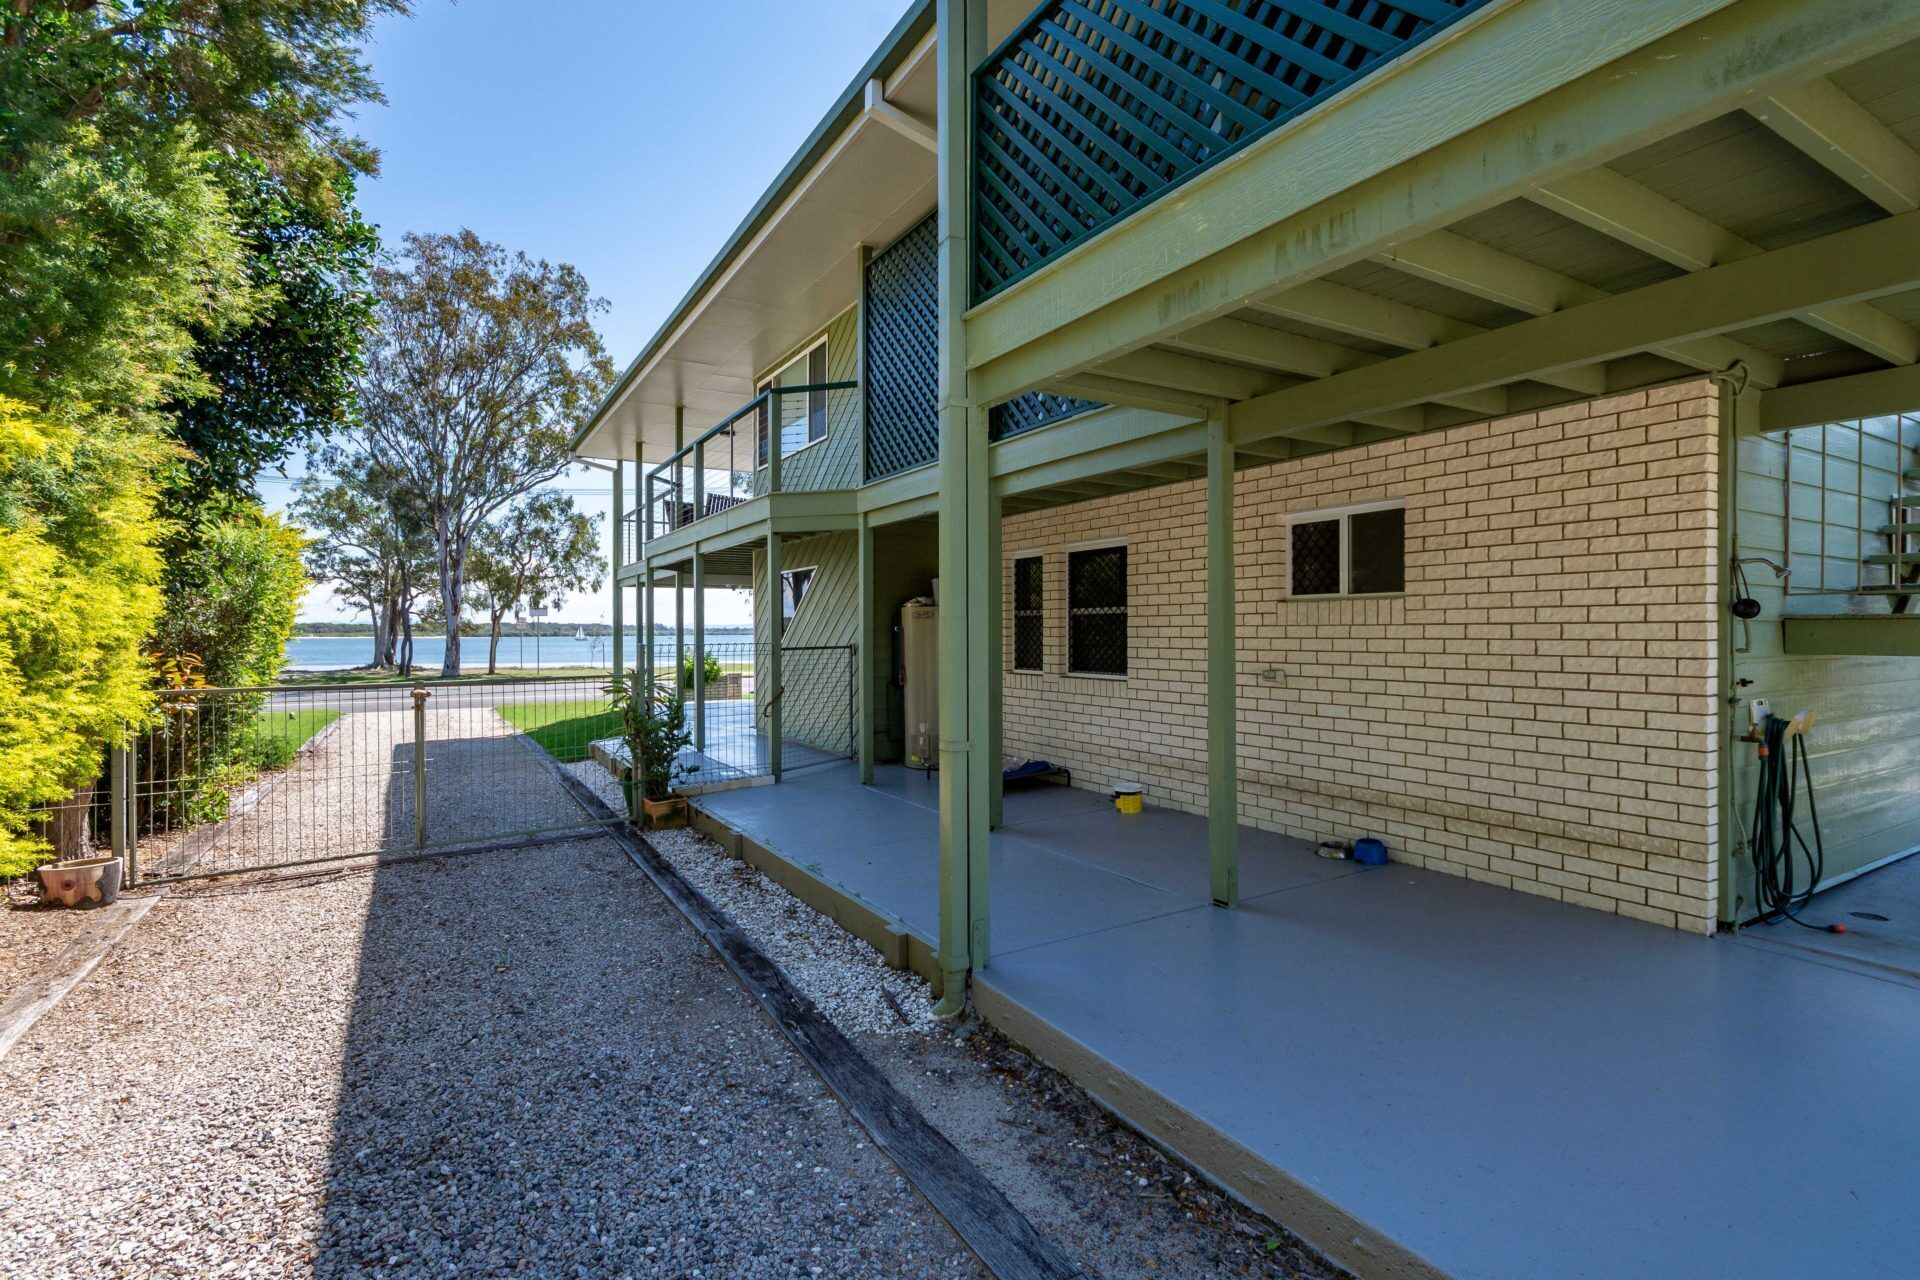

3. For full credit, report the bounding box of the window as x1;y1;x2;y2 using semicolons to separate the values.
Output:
780;567;815;627
1012;555;1044;672
1067;544;1127;676
1288;501;1405;598
757;339;828;466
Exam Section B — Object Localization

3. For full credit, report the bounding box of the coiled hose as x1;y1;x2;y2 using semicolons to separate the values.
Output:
1748;713;1838;931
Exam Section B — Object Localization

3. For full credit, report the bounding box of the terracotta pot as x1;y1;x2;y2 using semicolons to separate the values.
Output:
38;855;123;907
641;795;688;830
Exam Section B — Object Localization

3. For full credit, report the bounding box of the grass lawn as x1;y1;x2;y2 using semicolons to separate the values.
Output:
496;699;620;764
250;708;342;755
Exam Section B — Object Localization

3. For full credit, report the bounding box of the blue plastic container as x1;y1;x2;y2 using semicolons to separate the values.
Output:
1352;837;1389;867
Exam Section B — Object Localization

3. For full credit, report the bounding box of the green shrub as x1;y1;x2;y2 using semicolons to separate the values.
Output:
679;650;724;689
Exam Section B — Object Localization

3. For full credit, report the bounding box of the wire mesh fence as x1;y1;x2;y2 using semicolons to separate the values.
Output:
14;645;856;889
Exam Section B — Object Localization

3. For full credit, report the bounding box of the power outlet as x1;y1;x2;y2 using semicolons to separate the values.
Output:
1746;698;1771;737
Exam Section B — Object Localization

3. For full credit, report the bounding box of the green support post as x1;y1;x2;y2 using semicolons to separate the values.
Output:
986;487;1003;830
1207;406;1240;907
611;459;625;682
693;551;707;751
640;571;654;693
857;518;878;784
765;527;783;781
932;0;989;1016
766;391;782;496
674;570;685;687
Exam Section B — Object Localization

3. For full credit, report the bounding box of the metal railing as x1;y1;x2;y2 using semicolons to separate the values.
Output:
1781;415;1920;597
639;381;857;546
640;640;855;788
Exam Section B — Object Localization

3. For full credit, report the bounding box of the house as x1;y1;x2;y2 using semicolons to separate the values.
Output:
573;2;1920;1274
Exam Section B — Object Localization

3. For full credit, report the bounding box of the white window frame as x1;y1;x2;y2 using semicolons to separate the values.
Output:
756;333;831;467
1010;550;1045;674
1064;538;1129;680
1284;498;1407;599
779;565;817;630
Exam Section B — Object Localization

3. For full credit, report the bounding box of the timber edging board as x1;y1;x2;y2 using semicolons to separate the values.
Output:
539;765;1083;1280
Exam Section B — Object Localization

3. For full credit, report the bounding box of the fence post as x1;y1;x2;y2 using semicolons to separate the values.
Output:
110;742;130;885
411;684;430;848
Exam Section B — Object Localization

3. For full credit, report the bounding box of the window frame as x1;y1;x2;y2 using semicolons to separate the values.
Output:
1284;498;1407;600
756;334;831;467
779;565;817;631
1065;538;1128;679
1011;551;1045;674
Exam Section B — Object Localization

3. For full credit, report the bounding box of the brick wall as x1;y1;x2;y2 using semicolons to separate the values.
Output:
1001;382;1722;931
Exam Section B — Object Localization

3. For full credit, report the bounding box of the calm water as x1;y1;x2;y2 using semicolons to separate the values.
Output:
283;630;755;672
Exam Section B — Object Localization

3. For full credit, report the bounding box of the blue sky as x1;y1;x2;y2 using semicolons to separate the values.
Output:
280;0;910;627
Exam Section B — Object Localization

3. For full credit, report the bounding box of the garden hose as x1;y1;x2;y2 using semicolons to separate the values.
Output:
1748;713;1843;932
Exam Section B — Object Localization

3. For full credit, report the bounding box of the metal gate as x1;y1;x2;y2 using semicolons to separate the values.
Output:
89;676;631;885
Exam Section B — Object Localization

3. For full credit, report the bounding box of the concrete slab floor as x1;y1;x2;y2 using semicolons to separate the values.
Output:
1732;849;1920;981
696;763;1920;1280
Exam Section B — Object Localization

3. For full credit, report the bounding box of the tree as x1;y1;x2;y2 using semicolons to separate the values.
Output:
355;231;612;676
465;494;604;674
295;456;436;670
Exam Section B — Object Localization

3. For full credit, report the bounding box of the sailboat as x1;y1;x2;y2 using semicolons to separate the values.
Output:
573;626;585;641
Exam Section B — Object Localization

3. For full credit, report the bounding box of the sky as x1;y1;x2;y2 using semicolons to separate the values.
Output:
271;0;911;628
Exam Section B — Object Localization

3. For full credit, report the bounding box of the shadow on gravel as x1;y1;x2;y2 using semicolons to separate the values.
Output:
306;729;975;1279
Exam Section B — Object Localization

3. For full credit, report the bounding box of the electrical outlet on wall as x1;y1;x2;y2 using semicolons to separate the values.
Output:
1257;667;1286;685
1746;698;1771;736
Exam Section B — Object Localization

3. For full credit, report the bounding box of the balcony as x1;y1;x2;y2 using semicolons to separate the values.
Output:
629;380;859;558
972;0;1494;299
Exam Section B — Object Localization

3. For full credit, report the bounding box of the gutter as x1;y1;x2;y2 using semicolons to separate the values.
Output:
571;0;936;456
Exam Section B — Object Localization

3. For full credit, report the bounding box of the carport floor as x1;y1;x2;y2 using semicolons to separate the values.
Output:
697;763;1920;1280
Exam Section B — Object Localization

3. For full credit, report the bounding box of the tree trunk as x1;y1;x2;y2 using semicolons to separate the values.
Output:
370;605;389;669
488;613;502;675
438;524;467;678
382;596;401;668
43;779;96;861
400;613;413;677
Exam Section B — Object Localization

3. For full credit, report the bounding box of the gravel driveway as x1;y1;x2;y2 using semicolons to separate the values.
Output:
0;836;982;1279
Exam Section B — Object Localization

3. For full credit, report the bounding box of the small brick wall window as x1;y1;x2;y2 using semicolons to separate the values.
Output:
1067;544;1127;676
1012;555;1044;673
1288;502;1405;598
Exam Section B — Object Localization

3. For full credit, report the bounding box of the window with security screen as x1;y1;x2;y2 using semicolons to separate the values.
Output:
1288;503;1406;598
1013;555;1044;672
1067;545;1127;676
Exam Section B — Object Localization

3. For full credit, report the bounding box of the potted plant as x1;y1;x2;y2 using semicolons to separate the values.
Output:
605;678;696;828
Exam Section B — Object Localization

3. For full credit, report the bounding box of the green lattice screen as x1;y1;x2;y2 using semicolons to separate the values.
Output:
865;215;940;482
973;0;1491;299
866;214;1103;475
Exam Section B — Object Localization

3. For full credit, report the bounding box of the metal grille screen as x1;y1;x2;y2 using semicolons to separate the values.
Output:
1067;545;1127;675
973;0;1488;298
1290;518;1340;596
1013;555;1045;671
865;215;940;481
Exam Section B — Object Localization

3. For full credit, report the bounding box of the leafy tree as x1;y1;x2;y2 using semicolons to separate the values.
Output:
354;230;613;676
0;398;166;873
149;510;309;690
294;455;436;670
465;493;604;674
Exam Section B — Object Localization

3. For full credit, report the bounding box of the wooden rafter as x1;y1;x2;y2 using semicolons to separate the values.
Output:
1753;76;1920;214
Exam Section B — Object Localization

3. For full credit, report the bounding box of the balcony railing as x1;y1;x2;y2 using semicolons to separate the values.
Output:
637;381;858;548
972;0;1492;300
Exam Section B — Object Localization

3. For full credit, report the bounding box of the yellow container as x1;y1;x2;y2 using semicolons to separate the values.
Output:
1113;782;1144;815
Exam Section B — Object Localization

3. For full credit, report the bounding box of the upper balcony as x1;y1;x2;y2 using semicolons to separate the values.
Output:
970;0;1495;300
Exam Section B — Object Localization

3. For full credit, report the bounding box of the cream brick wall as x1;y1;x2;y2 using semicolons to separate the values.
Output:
1002;382;1722;932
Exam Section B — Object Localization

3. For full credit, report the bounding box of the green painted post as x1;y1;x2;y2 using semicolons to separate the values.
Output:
765;527;784;781
611;459;626;682
674;571;685;687
857;518;878;784
693;550;707;752
766;391;783;496
1207;406;1240;908
986;488;1004;830
640;571;654;693
932;0;989;1014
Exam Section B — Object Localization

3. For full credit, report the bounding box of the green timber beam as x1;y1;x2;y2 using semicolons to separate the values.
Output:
1754;76;1920;215
933;0;990;1016
857;519;877;784
965;0;1920;405
1206;405;1238;908
1229;210;1920;444
1531;165;1920;367
1756;365;1920;434
1781;616;1920;657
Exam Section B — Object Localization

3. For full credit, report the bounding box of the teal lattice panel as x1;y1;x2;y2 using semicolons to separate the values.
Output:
865;215;941;482
973;0;1491;299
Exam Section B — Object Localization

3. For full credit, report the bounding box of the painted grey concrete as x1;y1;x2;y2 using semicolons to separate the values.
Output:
1734;851;1920;980
698;764;1920;1280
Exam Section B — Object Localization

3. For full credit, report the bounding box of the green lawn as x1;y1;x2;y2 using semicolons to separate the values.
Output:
248;708;342;759
496;699;619;764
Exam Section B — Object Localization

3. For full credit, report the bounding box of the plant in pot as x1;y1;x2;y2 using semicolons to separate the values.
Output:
605;678;696;828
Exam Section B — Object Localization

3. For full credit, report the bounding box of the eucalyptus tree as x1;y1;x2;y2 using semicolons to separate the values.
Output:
294;457;434;669
355;231;613;675
465;493;604;674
